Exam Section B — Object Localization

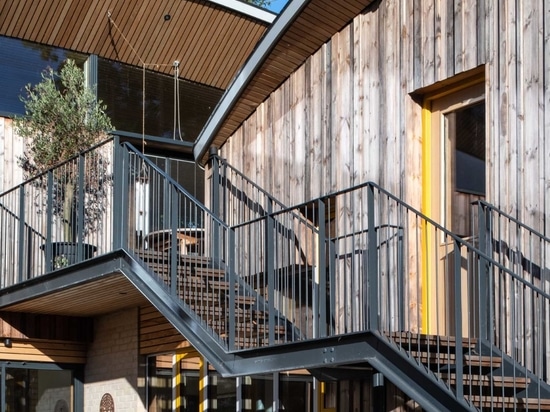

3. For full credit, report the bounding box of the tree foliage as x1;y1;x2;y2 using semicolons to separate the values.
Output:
15;59;113;175
244;0;273;8
15;59;113;241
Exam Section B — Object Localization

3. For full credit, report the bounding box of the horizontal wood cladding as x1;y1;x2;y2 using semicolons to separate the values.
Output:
0;312;93;342
0;0;268;89
139;305;190;355
0;340;87;364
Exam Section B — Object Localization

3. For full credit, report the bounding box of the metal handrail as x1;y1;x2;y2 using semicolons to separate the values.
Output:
475;199;550;243
212;154;288;212
1;138;549;404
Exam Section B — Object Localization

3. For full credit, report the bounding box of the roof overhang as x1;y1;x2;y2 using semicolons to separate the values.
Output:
0;0;272;90
193;0;376;162
0;252;149;317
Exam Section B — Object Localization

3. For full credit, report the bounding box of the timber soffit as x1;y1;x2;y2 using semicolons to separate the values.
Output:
0;0;273;90
193;0;375;163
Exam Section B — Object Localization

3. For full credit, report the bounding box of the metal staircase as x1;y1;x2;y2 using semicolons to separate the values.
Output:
1;137;549;410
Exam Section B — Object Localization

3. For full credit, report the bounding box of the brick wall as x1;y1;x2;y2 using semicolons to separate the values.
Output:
84;308;146;412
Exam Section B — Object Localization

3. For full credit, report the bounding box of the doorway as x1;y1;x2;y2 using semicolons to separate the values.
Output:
422;70;486;336
0;362;78;412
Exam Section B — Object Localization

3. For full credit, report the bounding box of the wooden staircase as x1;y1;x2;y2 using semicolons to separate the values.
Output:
388;332;550;411
137;250;287;350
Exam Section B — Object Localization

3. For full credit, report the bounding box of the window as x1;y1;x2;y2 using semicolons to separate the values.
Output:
97;58;223;141
1;363;76;412
426;77;486;237
0;36;87;116
452;102;485;195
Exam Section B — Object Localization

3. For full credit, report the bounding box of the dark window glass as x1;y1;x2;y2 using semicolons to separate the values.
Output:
0;36;87;115
209;371;237;412
5;368;73;411
280;374;314;412
97;58;223;141
454;102;485;195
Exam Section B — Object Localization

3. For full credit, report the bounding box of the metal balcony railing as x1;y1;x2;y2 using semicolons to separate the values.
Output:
0;139;116;285
473;200;550;382
209;153;289;225
1;137;549;408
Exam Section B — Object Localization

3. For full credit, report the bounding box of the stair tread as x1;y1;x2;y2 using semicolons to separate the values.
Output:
232;295;256;305
439;372;531;387
388;331;478;348
207;280;237;290
408;351;502;367
194;267;226;278
466;395;550;409
138;249;212;265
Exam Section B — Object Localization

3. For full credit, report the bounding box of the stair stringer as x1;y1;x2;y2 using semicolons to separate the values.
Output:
475;339;550;400
121;252;476;410
118;252;235;375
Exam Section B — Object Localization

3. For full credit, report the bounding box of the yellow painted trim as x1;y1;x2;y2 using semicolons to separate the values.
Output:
420;69;485;334
421;101;431;334
199;356;206;412
174;353;183;410
319;381;336;412
173;348;202;411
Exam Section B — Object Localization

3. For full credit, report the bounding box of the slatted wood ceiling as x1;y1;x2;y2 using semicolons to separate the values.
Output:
1;0;375;160
0;0;269;90
1;274;148;317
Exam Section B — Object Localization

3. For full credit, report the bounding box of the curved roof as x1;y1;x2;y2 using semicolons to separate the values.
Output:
1;0;375;162
0;0;273;90
194;0;375;162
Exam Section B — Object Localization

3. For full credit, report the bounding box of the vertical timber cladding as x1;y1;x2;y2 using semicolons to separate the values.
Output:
217;0;488;334
218;0;488;216
487;1;549;236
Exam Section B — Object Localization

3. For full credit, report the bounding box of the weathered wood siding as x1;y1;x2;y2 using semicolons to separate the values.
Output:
215;0;550;354
486;1;549;235
0;117;24;192
139;304;192;355
218;0;487;210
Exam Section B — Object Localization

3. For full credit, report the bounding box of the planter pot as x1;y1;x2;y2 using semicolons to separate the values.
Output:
41;242;97;269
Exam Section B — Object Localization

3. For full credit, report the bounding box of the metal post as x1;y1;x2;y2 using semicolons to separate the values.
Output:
453;240;464;399
112;138;125;249
367;184;379;330
77;153;85;261
317;199;327;338
45;171;54;272
170;185;179;296
228;229;236;351
266;214;275;345
477;202;492;341
17;186;25;283
397;226;405;331
209;147;221;260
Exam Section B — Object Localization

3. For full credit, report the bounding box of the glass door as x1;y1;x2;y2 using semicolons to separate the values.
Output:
1;364;75;412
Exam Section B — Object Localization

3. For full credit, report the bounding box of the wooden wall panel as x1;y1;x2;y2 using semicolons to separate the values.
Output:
0;340;87;363
0;312;93;342
0;117;24;192
139;305;189;355
215;0;549;345
486;0;549;233
220;0;456;206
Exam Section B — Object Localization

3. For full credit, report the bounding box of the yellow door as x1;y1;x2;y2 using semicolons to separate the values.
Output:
423;76;485;337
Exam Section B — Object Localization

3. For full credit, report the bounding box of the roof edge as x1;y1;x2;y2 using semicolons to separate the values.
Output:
206;0;277;23
193;0;310;161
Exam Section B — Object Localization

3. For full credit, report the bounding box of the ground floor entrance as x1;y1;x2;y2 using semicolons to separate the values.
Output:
146;350;317;412
0;361;81;412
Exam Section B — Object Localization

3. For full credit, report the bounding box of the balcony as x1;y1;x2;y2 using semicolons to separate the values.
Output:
1;136;550;409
